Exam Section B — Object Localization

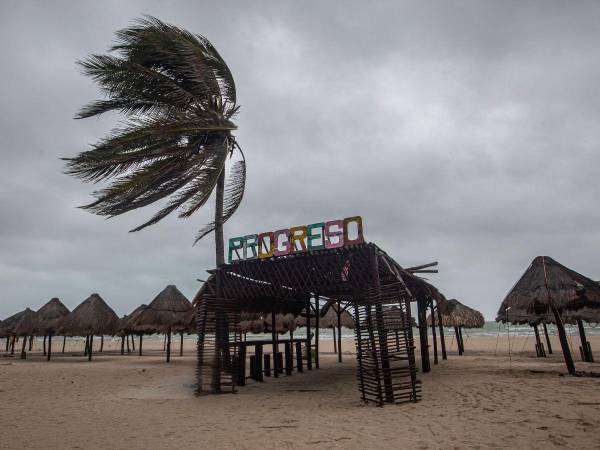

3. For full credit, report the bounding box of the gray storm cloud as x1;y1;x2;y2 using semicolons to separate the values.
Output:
1;1;599;319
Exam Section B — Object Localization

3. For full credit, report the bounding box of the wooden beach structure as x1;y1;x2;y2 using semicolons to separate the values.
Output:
1;308;37;359
60;294;119;361
33;298;70;360
117;304;148;356
128;285;193;362
498;256;600;374
429;299;484;356
194;242;445;406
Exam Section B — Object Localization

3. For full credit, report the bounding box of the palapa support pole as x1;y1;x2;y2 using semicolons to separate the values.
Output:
437;300;447;360
10;336;15;355
5;336;8;352
131;334;135;352
88;335;94;361
47;333;53;361
576;319;593;362
20;335;27;359
28;336;33;351
100;336;104;353
332;326;337;354
126;335;130;353
315;294;320;369
337;299;342;363
139;334;143;356
533;325;545;357
459;326;465;354
306;300;312;370
430;300;438;365
295;340;303;373
180;332;184;357
62;336;66;354
43;335;47;356
543;323;553;354
551;307;576;375
166;328;172;363
454;326;462;355
417;297;431;372
120;336;125;355
271;310;279;378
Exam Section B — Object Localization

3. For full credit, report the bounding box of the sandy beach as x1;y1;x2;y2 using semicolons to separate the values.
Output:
1;334;599;449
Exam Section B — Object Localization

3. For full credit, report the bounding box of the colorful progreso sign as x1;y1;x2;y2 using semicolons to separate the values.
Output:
228;216;364;263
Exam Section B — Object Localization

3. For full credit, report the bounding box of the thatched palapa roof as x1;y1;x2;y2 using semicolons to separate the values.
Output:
1;308;37;336
431;299;484;328
34;298;70;335
61;293;119;336
129;285;192;333
499;256;600;315
117;304;148;335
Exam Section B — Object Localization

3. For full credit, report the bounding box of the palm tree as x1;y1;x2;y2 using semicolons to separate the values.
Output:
64;16;245;265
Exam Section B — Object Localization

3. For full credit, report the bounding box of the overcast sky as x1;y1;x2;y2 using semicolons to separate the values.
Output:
1;1;599;320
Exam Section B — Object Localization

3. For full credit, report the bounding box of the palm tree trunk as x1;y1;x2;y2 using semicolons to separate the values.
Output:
214;167;226;266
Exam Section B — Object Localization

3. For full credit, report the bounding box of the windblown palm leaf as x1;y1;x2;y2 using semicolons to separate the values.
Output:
64;16;245;244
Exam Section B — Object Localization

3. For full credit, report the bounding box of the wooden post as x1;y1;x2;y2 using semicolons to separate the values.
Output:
295;341;303;372
126;335;130;353
306;300;312;370
238;343;247;385
10;336;15;355
100;335;104;353
43;335;47;356
417;297;431;371
255;344;264;381
88;335;94;361
337;300;342;363
180;332;184;357
332;326;337;354
139;335;143;356
454;327;462;355
430;300;438;365
437;303;447;360
552;307;575;374
284;342;292;375
20;335;27;359
62;336;66;354
166;328;172;363
131;334;135;352
271;310;278;378
5;337;8;352
543;323;553;354
264;353;271;377
28;336;33;351
47;333;53;361
315;294;320;369
458;326;465;354
120;336;125;355
533;324;545;357
576;319;593;362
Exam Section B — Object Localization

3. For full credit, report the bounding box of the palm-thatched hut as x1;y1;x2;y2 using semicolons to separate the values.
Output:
34;298;70;360
61;293;119;361
430;299;484;356
116;304;147;355
3;308;37;359
317;301;354;361
499;256;600;373
128;285;192;362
